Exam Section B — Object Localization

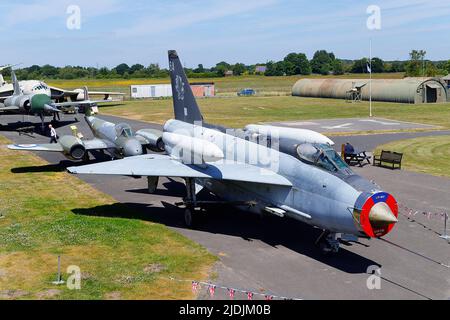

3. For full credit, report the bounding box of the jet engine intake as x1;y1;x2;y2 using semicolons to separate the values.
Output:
136;129;165;152
59;135;86;160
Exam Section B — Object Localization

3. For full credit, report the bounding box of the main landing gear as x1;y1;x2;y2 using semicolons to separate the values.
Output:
315;231;341;255
182;178;203;228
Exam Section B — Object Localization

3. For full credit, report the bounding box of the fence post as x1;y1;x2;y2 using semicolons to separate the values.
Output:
440;213;450;243
52;255;66;285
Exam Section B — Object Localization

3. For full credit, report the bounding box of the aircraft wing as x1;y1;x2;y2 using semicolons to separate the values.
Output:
50;86;124;100
0;105;20;111
83;138;113;150
68;154;293;187
53;99;122;108
8;143;64;152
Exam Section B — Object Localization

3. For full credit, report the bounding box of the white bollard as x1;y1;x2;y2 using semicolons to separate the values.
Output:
440;213;450;243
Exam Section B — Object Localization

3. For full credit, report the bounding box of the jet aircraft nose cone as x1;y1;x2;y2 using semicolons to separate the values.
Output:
369;202;398;226
123;139;143;157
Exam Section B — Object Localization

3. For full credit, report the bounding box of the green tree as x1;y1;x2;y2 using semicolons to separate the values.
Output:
265;61;285;76
351;58;369;73
370;57;385;73
332;60;345;75
232;63;246;76
194;64;205;73
130;64;145;74
445;60;450;74
406;50;427;77
114;63;131;76
311;50;335;74
283;53;311;75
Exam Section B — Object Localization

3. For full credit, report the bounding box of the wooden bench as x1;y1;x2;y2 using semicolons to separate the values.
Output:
344;151;372;167
373;150;403;170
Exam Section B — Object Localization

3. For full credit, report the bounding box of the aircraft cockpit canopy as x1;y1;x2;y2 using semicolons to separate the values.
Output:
297;143;351;174
115;123;134;138
32;83;49;92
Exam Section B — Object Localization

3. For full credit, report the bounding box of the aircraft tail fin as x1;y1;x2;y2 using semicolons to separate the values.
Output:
11;70;21;95
168;50;203;124
83;86;90;101
0;74;4;85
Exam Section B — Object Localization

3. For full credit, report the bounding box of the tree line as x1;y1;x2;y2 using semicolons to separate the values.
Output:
3;50;449;80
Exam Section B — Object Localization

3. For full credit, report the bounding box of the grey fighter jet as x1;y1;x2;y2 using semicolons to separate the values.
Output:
8;114;164;162
67;51;399;254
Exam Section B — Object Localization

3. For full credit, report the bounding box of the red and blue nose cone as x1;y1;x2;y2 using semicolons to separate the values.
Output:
354;192;399;238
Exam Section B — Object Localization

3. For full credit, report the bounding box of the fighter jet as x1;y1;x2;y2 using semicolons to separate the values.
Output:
0;71;117;130
67;50;398;254
8;113;164;162
0;65;124;103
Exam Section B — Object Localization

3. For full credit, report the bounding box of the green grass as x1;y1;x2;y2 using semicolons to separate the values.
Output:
46;73;406;98
0;136;216;300
374;136;450;178
99;96;450;130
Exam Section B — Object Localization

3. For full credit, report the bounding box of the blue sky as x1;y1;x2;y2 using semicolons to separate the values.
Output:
1;0;450;68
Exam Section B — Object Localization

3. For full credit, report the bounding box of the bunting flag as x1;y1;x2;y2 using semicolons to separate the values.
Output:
192;281;199;294
164;276;303;300
209;285;216;298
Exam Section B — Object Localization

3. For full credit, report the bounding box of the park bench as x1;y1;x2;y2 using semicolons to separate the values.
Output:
373;150;403;170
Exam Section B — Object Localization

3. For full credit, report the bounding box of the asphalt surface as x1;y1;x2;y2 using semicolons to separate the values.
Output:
1;113;449;300
270;117;437;134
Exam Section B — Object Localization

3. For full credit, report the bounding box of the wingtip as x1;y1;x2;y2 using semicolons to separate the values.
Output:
67;167;77;174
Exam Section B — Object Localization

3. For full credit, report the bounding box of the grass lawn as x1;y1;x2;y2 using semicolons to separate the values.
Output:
47;73;405;98
0;136;216;300
374;136;450;178
99;96;450;130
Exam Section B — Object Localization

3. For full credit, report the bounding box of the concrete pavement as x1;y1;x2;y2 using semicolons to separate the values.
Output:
1;113;449;300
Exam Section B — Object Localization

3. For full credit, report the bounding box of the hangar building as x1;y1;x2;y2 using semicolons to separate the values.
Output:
292;78;448;104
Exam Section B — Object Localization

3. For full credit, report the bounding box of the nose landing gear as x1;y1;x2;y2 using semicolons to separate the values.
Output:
316;231;341;255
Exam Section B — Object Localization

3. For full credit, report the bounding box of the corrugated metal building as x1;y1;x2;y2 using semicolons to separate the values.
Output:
292;78;448;104
442;75;450;89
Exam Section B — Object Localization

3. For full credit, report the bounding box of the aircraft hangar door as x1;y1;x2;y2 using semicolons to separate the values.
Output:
426;84;439;103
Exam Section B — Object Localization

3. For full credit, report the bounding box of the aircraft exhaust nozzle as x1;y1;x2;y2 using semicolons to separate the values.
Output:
369;202;398;226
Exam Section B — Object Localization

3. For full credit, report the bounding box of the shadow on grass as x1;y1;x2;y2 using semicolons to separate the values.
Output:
73;199;379;274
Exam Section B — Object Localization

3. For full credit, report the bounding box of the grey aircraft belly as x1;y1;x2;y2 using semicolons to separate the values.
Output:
7;113;164;162
67;50;399;254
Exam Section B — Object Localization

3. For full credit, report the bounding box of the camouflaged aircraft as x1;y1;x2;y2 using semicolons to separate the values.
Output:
0;70;119;131
67;51;399;254
8;112;164;162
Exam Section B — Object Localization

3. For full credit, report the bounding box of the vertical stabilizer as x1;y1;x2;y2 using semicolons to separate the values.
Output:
11;71;21;96
168;50;203;124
